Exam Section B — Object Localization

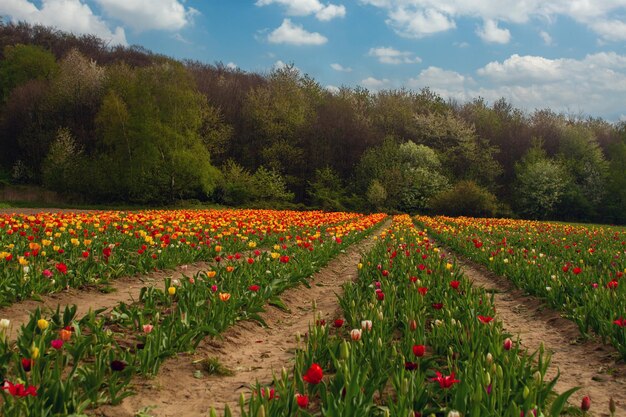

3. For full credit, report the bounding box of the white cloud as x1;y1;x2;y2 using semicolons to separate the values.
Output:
331;63;352;72
540;30;553;45
94;0;197;31
326;85;340;93
172;33;192;44
361;76;391;90
477;54;564;83
359;0;626;42
408;66;472;100
273;60;301;72
256;0;346;21
404;52;626;119
226;62;238;70
0;0;126;45
267;19;328;45
386;7;455;38
368;46;421;64
476;19;511;44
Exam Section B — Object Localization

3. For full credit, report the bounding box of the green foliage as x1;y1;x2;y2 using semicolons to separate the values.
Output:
602;136;626;223
308;167;348;211
41;127;84;192
556;125;609;219
430;180;499;217
413;110;502;188
357;139;449;212
0;44;57;101
513;141;570;219
218;160;255;206
251;166;294;202
366;179;387;210
90;63;220;203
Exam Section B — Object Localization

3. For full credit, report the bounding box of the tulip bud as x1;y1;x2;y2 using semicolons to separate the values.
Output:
533;371;542;384
409;319;417;331
210;408;218;417
448;411;461;417
496;364;503;379
485;371;491;386
503;337;513;351
580;396;590;412
340;340;350;359
609;397;616;415
486;353;493;365
257;405;266;417
401;378;408;395
523;386;530;399
282;367;288;381
378;310;384;321
239;393;245;410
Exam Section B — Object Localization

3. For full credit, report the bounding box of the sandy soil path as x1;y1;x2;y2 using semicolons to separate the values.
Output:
94;219;388;417
0;262;213;340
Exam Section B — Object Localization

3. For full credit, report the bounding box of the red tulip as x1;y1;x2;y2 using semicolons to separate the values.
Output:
581;396;591;412
248;285;260;292
55;263;68;274
573;267;582;275
303;363;323;385
2;381;37;397
296;393;309;408
51;339;64;350
412;344;425;357
431;371;460;389
450;280;460;290
478;315;494;324
503;338;513;351
21;358;33;372
333;318;344;328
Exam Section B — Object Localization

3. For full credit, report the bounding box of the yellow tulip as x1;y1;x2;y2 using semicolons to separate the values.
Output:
168;286;176;296
37;319;49;330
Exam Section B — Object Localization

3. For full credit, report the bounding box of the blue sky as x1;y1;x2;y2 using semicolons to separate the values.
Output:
3;0;626;120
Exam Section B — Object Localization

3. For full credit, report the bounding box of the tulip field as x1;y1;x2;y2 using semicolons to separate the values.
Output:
417;215;626;359
0;209;618;416
0;209;384;416
235;215;578;417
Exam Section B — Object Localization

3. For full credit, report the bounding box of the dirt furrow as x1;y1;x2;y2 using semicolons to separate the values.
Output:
94;220;388;417
0;262;212;340
454;255;626;417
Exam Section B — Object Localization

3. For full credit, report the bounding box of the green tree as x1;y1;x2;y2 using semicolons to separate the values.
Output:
92;62;220;202
308;167;348;211
430;180;498;218
557;125;609;219
514;141;570;219
366;179;387;211
41;127;84;192
0;44;57;101
413;110;502;188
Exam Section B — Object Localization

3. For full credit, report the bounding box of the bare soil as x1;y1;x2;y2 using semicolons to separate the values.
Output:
452;255;626;417
0;262;212;340
94;221;388;417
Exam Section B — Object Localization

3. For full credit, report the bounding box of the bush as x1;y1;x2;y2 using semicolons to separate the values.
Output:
430;180;498;218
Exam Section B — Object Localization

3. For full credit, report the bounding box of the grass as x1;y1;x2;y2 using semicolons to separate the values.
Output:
201;357;234;376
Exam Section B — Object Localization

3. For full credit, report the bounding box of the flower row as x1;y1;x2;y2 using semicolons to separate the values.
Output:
231;215;578;417
417;215;626;359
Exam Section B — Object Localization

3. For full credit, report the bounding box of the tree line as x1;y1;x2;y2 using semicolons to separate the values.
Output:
1;21;625;223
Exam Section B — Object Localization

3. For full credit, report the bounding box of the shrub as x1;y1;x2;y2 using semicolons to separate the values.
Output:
430;180;498;217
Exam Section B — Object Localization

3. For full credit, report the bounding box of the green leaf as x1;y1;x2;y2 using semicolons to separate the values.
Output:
549;386;580;416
